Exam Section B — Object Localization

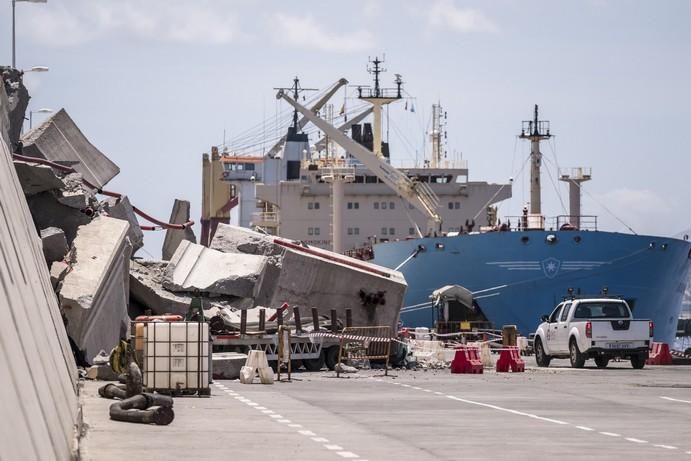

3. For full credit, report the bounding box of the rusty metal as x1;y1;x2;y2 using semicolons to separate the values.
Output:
240;309;247;335
259;308;266;332
311;307;320;332
337;326;392;377
346;308;353;328
330;309;338;333
293;306;302;333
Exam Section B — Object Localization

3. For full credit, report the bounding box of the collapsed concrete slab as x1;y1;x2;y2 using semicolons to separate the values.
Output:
212;352;248;380
59;216;132;361
130;260;192;316
50;260;70;290
103;195;144;254
162;199;197;260
27;192;93;245
209;224;407;330
41;227;69;264
13;160;66;195
163;240;269;299
20;108;120;189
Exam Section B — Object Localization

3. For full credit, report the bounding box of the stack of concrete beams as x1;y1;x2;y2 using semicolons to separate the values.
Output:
0;85;79;460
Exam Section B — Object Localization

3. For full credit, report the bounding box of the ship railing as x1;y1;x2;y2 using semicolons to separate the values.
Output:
357;87;401;99
500;215;598;231
302;158;362;170
343;246;374;261
250;211;279;226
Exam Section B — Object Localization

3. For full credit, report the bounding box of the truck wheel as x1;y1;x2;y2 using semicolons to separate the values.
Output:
594;356;609;369
569;339;586;368
535;338;551;367
631;354;646;369
303;351;325;371
325;346;340;371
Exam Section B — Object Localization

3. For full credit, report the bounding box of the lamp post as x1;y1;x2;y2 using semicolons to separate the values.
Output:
12;0;48;69
28;108;52;129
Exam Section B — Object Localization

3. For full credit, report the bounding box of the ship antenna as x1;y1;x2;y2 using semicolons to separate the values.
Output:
274;77;317;132
519;104;552;219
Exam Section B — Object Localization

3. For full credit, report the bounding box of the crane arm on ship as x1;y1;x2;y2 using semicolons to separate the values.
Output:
266;78;349;158
276;89;442;235
314;106;374;151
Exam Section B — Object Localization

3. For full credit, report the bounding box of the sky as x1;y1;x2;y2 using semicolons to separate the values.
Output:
3;0;690;258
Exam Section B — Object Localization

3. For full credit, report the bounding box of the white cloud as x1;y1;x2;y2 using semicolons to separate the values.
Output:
271;13;373;53
19;1;239;47
427;0;499;34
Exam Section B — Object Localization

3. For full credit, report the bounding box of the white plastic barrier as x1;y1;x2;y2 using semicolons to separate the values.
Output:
467;341;494;368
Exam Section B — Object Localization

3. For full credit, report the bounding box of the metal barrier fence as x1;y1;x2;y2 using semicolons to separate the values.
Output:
337;326;392;377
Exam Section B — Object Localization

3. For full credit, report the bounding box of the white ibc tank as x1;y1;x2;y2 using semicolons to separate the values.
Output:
143;322;209;392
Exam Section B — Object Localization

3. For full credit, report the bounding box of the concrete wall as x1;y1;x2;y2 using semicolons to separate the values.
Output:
0;93;79;460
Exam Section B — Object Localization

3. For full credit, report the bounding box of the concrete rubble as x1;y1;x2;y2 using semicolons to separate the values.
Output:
41;226;69;265
163;240;269;300
13;160;65;194
212;352;248;380
129;260;193;316
162;199;197;260
59;216;132;361
103;195;144;254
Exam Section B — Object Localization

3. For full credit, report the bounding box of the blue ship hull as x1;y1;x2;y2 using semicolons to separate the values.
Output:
372;230;691;344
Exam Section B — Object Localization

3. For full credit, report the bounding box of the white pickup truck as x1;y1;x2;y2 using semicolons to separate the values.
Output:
533;298;653;369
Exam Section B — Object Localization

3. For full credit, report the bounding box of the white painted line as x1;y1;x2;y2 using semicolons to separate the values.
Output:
324;444;344;451
312;437;329;443
277;419;291;423
653;444;677;450
576;426;594;431
412;386;422;390
299;430;316;436
337;452;359;458
401;384;411;387
269;414;282;419
255;406;267;410
529;415;568;425
661;396;691;404
600;432;621;437
445;395;569;426
289;424;303;428
625;438;648;444
434;391;443;395
246;402;258;406
261;410;274;414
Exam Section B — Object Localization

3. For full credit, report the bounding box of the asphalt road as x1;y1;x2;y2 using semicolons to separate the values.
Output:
80;358;691;460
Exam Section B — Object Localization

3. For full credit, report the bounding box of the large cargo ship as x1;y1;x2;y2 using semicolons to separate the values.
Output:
203;59;691;344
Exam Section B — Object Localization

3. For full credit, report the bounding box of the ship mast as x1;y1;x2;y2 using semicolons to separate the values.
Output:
519;105;551;215
356;57;403;158
274;77;317;139
430;102;447;168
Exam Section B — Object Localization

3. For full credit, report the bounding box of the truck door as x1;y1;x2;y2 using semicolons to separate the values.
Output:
544;303;563;353
555;302;573;353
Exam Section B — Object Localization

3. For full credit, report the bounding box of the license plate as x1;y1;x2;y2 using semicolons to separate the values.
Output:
608;342;631;349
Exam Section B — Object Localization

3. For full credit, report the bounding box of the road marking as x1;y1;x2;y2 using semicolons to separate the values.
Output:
261;409;274;414
653;444;677;450
625;438;648;444
289;424;303;428
312;437;329;443
255;406;267;410
324;444;344;450
277;419;291;423
299;430;316;436
337;452;359;458
600;432;621;437
434;391;443;395
576;426;594;431
269;414;282;419
661;396;691;404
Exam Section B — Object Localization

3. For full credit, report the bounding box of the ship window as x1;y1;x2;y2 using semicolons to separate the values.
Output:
308;202;313;210
389;227;395;235
314;202;320;210
381;227;388;236
381;202;387;210
354;227;359;235
354;202;359;209
454;202;460;209
347;228;353;235
409;227;415;235
389;202;395;209
374;202;379;210
308;227;314;236
448;202;453;210
314;227;320;236
347;202;353;209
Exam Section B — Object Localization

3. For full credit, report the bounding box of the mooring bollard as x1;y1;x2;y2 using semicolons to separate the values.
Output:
293;306;302;333
240;309;247;335
330;309;338;333
346;308;353;328
258;308;266;332
311;307;320;332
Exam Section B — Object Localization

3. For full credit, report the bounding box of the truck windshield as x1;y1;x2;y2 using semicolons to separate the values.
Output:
573;302;630;319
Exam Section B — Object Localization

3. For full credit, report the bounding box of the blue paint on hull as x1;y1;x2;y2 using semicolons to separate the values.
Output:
372;230;691;344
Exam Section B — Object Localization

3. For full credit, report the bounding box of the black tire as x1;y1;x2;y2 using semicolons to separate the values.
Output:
569;339;586;368
303;351;325;371
631;354;646;369
535;338;551;367
325;346;340;371
594;356;609;369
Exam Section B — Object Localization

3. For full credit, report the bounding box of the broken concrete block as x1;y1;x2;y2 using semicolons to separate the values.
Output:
59;216;132;361
162;199;197;260
103;195;144;254
86;364;119;381
27;192;92;245
163;241;268;299
49;260;70;290
210;223;284;257
212;352;248;380
130;260;192;316
13;160;65;195
41;227;69;265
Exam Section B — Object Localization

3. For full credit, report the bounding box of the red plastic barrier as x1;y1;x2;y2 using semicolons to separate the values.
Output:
496;346;526;372
646;342;673;365
451;346;483;374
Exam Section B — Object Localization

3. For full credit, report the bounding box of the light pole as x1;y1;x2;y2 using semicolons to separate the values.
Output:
12;0;48;69
28;107;52;129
